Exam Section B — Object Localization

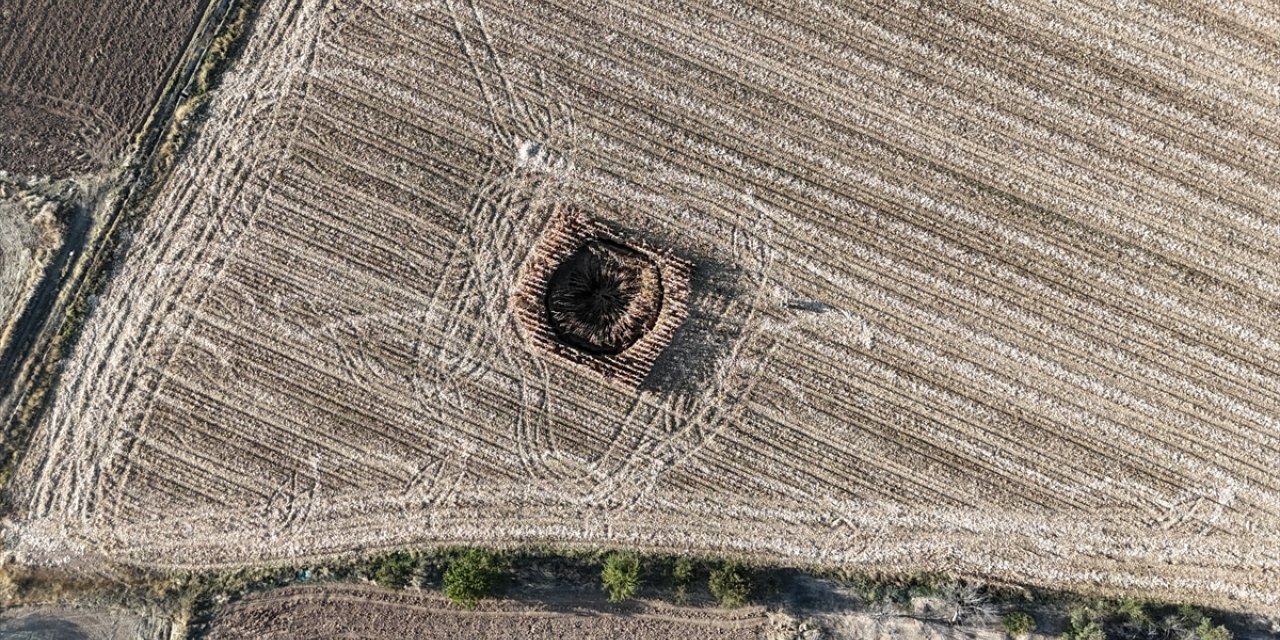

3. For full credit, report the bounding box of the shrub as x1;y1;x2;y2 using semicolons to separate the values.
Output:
443;549;504;608
1001;611;1036;637
601;552;641;602
845;573;945;608
671;557;695;603
708;562;751;608
1170;606;1232;640
937;581;993;624
1115;598;1152;627
1193;618;1232;640
1062;607;1105;640
1063;621;1105;640
370;551;416;589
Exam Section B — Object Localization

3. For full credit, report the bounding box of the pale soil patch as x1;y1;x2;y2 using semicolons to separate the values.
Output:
0;604;169;640
807;613;1040;640
7;0;1280;616
0;191;59;350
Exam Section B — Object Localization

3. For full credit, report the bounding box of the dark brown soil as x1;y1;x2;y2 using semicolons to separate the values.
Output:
206;584;770;640
0;0;203;175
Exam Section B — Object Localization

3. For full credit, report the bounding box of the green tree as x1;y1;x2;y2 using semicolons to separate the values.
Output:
1116;598;1153;627
443;549;503;608
708;562;751;608
1000;611;1036;637
601;552;641;602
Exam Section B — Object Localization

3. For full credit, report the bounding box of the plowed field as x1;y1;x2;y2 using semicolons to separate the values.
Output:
8;0;1280;614
0;0;203;175
205;584;772;640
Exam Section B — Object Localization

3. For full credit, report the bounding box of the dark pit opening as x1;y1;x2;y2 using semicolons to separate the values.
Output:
544;239;664;355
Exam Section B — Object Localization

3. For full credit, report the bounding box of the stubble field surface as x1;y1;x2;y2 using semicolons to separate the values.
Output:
0;0;203;175
8;0;1280;613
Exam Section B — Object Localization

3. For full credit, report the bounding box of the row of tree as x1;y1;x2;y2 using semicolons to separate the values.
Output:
366;549;756;609
363;550;1235;640
600;552;751;607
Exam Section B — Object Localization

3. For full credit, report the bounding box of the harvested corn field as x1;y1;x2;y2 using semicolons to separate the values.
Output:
0;0;203;175
8;0;1280;616
204;584;772;639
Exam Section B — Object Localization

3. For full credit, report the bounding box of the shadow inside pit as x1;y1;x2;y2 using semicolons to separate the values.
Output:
642;256;752;395
0;617;91;640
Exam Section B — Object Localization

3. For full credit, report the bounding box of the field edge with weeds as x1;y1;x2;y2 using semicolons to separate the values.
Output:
140;545;1256;640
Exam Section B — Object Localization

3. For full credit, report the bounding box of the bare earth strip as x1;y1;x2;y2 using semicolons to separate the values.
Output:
206;584;772;639
8;0;1280;613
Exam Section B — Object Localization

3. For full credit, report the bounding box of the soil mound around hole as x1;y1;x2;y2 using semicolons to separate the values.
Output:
544;239;663;355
